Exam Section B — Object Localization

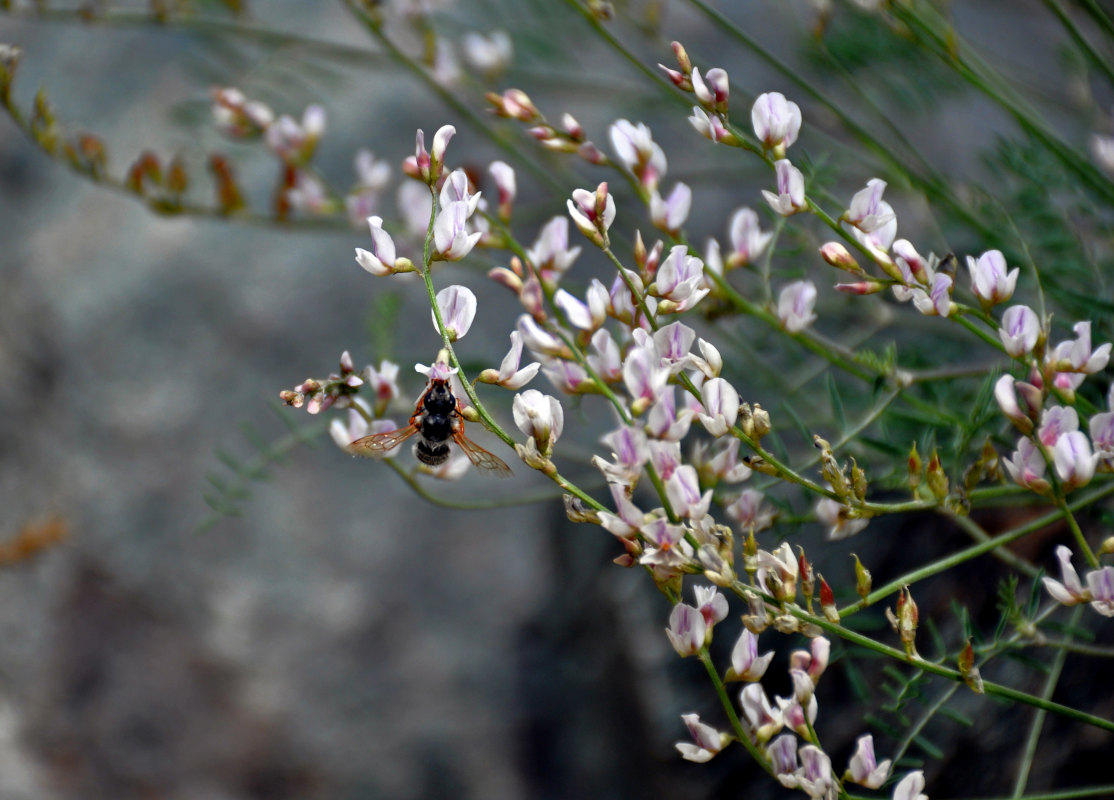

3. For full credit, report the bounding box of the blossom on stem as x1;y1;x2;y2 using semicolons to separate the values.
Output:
1003;437;1049;493
477;331;540;389
1052;430;1098;489
640;517;692;575
1050;321;1112;376
816;497;869;540
527;216;581;285
999;305;1041;357
767;734;800;788
739;683;784;743
795;745;833;799
623;344;670;414
675;713;729;763
762;159;807;216
593;424;649;487
489;160;516;220
845;178;895;233
665;602;705;656
1037;405;1079;447
433;200;483;261
609;119;667;189
778;280;818;332
1043;545;1087;606
438;168;482;216
967;249;1018;306
651;245;708;312
355;216;411;276
845;734;892;789
995;374;1039;434
725;489;777;533
751;92;801;157
892;770;929;800
567;183;616;248
432;285;477;341
512;389;563;455
1086;568;1114;616
693;585;728;628
689;106;733;144
727;207;773;268
692;67;729;113
665;465;713;520
461;30;513;76
726;628;774;682
697;377;740;436
650;182;692;234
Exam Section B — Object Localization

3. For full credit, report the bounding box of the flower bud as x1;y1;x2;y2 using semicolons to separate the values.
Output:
887;586;919;659
852;553;872;602
907;442;923;491
926;448;948;500
819;575;840;623
820;241;865;275
957;639;984;694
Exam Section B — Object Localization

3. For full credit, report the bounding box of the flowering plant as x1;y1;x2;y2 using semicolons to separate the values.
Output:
5;1;1114;798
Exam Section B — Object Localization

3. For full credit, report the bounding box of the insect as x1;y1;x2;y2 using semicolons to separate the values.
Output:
349;374;512;477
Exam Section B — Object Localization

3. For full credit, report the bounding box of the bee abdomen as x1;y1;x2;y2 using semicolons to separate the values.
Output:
414;439;451;466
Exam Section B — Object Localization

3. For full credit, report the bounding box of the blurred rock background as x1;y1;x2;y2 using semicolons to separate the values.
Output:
1;1;1111;798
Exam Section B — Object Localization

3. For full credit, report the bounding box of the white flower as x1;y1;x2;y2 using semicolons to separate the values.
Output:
354;216;399;276
433;200;482;260
512;389;564;454
778;280;818;332
751;91;802;156
433;285;477;340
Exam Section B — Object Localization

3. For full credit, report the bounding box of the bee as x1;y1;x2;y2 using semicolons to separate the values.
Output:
349;373;512;477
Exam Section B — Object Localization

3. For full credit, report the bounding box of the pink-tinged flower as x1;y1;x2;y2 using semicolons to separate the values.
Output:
727;207;773;268
1089;411;1114;459
649;440;682;480
675;713;729;763
414;359;458;382
365;360;401;410
762;159;807;216
892;770;928;800
778;280;818;332
693;585;729;628
665;602;706;657
567;183;616;247
790;636;831;684
587;328;623;382
513;389;563;454
516;315;565;357
1052;430;1098;489
995;374;1038;434
701;437;751;482
740;683;784;743
911;272;953;317
552;288;599;332
478;331;540;389
345;149;391;226
609;119;667;189
264;104;325;163
433;200;482;261
211;87;273;137
354;216;403;276
328;400;370;450
1051;321;1112;374
653;321;697;374
725;489;777;533
666;465;713;520
432;285;477;341
777;693;818;737
652;245;709;312
461;30;513;76
428;123;455;178
1086;568;1114;616
692;67;729;113
795;745;833;799
999;305;1041;357
893;239;930;284
623;345;670;411
967;249;1019;306
527;216;582;284
689;106;732;143
593;424;650;487
727;628;774;682
650;182;692;234
397;180;434;238
1004;437;1050;493
539;357;590;400
640;516;692;573
438;168;482;215
846;178;895;233
845;734;892;789
1037;405;1079;447
646;387;695;441
767;734;800;788
757;542;799;600
598;483;645;540
697;377;740;436
816;497;869;540
488;160;516;218
1043;545;1088;606
752;92;802;157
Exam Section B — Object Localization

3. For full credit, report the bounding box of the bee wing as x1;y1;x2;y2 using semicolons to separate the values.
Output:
452;430;513;477
348;425;418;457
